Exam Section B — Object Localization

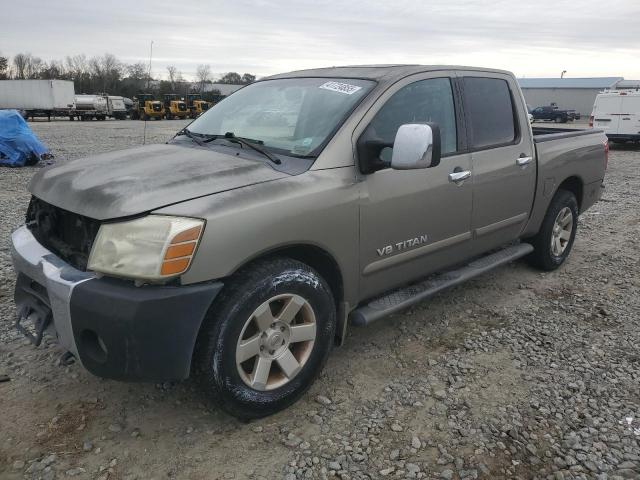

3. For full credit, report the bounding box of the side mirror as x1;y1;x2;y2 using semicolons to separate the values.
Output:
390;123;441;170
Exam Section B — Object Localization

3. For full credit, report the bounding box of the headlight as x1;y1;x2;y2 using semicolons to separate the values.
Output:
88;215;204;281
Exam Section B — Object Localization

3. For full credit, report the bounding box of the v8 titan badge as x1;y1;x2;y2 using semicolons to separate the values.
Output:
377;234;429;257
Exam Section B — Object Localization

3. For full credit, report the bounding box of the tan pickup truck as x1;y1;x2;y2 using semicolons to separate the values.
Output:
12;65;607;418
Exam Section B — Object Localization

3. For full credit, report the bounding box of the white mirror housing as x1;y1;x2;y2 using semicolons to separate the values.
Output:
391;123;441;170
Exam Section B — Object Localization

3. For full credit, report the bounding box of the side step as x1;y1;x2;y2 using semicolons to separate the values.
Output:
350;243;534;326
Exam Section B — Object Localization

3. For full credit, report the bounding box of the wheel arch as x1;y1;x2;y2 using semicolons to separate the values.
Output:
522;174;585;238
222;243;348;344
556;175;584;211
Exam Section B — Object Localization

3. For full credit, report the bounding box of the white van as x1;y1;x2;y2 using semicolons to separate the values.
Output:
591;90;640;143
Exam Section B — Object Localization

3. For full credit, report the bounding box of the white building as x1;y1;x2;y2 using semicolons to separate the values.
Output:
201;83;245;96
517;77;624;116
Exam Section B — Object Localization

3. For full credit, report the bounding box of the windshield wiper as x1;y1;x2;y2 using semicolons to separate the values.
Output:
176;128;206;147
204;132;281;165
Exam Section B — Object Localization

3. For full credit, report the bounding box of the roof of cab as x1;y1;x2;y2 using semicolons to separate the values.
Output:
263;65;514;83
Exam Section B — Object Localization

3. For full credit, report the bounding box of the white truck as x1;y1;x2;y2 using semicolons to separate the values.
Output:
107;96;128;120
0;79;75;121
591;90;640;144
74;94;108;121
73;94;128;121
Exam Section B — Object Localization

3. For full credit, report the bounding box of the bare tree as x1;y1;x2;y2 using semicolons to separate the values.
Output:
166;65;180;91
40;60;65;79
127;62;147;81
13;53;31;79
90;53;123;93
65;54;88;78
195;64;212;92
65;54;90;92
0;53;9;79
241;73;256;84
219;72;242;84
26;56;43;78
124;62;149;94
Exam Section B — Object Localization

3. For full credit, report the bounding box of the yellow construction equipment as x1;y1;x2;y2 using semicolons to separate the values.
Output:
163;94;189;120
130;94;164;120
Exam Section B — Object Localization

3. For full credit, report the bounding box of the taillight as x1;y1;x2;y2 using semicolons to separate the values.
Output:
589;116;594;128
603;140;609;170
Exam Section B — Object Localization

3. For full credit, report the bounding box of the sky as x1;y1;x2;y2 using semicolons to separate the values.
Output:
2;0;639;81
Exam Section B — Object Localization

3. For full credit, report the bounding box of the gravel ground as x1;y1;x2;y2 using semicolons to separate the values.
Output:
1;119;639;480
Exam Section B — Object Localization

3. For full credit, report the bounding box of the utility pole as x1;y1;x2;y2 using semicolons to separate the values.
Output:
561;70;567;79
146;40;154;91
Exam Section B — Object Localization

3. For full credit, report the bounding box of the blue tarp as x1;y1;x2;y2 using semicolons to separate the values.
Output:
0;110;49;167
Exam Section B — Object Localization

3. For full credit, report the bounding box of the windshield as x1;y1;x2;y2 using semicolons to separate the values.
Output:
187;77;375;157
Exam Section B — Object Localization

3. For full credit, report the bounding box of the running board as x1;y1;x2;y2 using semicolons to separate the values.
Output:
350;243;534;326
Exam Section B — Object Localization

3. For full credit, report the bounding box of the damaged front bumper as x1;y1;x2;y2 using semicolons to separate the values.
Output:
11;225;223;381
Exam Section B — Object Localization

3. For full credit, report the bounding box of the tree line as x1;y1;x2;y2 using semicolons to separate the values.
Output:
0;52;256;100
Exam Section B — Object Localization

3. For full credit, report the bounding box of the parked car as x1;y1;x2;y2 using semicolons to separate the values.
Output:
531;105;573;123
11;65;607;419
590;90;640;144
568;110;581;120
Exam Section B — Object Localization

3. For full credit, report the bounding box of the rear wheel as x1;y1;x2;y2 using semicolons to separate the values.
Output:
555;116;563;123
194;258;336;420
526;189;578;271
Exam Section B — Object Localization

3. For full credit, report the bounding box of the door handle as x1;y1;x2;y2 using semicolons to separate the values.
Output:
516;156;533;167
448;170;471;184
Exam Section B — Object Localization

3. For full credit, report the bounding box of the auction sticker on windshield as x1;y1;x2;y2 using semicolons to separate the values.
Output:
319;81;363;95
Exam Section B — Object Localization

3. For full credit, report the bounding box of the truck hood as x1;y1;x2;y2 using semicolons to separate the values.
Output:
28;143;289;220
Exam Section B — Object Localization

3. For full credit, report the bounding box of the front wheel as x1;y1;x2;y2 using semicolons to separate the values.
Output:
526;189;578;271
194;258;336;419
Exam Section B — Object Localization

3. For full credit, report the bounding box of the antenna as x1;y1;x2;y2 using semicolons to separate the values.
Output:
143;40;153;145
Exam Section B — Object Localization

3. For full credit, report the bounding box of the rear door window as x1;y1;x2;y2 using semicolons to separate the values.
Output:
463;77;517;149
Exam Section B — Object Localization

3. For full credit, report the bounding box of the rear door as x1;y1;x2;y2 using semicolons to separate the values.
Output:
592;94;622;135
619;95;640;136
459;73;536;252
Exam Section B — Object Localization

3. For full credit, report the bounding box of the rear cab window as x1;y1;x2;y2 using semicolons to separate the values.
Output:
462;77;518;149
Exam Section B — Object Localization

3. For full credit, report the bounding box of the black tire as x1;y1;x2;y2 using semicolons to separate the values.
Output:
193;258;336;420
526;189;578;271
554;116;563;123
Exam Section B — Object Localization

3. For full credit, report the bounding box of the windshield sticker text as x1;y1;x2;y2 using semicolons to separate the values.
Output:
319;81;363;95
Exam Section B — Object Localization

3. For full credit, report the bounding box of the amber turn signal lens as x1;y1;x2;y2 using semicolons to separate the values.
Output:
160;258;190;275
171;226;202;244
165;242;196;259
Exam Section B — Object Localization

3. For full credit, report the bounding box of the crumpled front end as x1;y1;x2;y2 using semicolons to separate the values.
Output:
11;225;223;381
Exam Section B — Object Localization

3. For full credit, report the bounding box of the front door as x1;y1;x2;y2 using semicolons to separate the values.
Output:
358;75;474;300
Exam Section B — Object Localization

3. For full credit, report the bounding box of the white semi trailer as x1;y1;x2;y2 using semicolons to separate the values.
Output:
0;80;75;121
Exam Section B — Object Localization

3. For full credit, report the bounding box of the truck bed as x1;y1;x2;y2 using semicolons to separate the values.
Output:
522;126;607;239
532;126;602;143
